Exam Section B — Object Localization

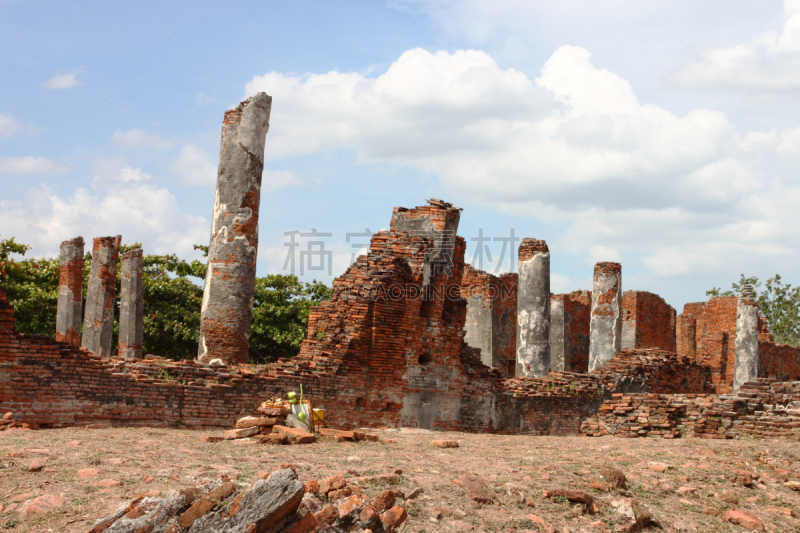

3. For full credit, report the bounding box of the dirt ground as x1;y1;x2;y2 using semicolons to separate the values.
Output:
1;426;799;533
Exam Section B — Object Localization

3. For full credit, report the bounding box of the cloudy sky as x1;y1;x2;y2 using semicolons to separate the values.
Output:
2;0;800;311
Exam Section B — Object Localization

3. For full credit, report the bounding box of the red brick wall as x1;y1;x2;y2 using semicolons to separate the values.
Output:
582;379;800;440
562;291;591;373
759;341;800;382
622;291;676;352
676;314;696;359
680;298;737;393
460;265;517;376
589;349;713;394
518;239;548;261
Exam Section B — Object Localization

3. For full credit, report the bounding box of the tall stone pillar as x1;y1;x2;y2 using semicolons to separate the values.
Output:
81;235;121;357
733;284;759;392
55;237;84;346
549;295;566;372
516;239;550;377
198;93;272;365
588;262;622;371
118;248;144;360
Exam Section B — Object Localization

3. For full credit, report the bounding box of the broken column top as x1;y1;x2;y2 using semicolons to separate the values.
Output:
221;92;272;165
594;262;621;275
120;248;143;261
739;284;756;302
518;238;548;260
426;198;453;208
390;200;462;233
92;235;122;253
60;236;84;247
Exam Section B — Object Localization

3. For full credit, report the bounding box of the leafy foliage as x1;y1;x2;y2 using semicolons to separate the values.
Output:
0;237;60;336
707;274;800;346
0;237;331;361
250;275;332;363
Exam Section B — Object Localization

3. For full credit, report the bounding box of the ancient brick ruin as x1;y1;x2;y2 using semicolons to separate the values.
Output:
2;93;800;441
3;196;800;440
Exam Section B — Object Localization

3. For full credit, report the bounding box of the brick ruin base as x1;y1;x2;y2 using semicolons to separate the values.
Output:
581;380;800;440
3;284;800;439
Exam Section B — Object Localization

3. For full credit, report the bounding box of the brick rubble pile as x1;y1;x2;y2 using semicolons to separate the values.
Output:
89;465;408;533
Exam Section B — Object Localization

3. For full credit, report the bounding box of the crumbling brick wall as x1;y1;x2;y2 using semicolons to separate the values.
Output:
758;341;800;382
676;314;696;359
460;265;517;376
581;379;800;440
621;291;676;352
18;200;798;437
1;280;726;435
588;349;713;394
679;298;737;393
550;291;591;373
678;297;797;394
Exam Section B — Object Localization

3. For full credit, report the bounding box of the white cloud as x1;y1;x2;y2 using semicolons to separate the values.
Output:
669;0;800;94
244;45;800;280
111;128;174;151
551;273;578;294
245;48;553;161
0;113;23;139
0;156;69;175
42;69;82;90
245;46;740;212
90;158;154;190
170;144;217;187
0;183;207;258
195;92;215;105
262;168;304;193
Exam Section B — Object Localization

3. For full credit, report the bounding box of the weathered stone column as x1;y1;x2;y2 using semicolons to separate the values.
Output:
81;235;121;357
588;262;622;371
198;93;272;365
549;295;566;372
733;284;759;392
516;239;550;377
55;237;84;346
118;248;144;360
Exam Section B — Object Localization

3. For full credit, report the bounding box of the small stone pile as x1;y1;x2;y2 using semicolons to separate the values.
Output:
89;465;407;533
0;411;29;431
213;402;382;446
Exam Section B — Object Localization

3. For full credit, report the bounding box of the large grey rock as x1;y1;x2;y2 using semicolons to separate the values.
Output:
189;468;304;532
90;470;304;533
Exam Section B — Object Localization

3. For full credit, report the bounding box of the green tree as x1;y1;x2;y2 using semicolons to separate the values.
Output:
707;274;800;346
249;275;332;363
0;237;60;336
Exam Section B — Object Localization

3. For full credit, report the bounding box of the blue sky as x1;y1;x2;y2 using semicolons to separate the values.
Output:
2;0;800;313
